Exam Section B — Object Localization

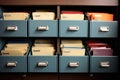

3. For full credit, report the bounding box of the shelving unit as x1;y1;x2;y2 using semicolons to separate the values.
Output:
0;0;119;80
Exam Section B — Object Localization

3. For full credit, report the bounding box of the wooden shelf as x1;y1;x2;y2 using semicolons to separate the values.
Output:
59;0;118;6
0;0;118;6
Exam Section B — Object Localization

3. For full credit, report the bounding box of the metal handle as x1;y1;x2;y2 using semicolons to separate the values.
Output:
6;61;17;67
68;26;79;31
7;26;18;31
37;62;48;67
37;26;49;31
68;62;79;67
100;61;110;68
99;26;109;32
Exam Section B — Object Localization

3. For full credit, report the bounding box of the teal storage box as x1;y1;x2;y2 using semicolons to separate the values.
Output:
90;56;118;73
28;52;58;73
59;20;88;37
59;56;89;73
0;40;31;73
0;55;28;72
0;20;27;37
90;21;118;38
28;20;58;37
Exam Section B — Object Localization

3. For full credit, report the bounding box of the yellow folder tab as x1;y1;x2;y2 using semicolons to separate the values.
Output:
61;44;84;48
61;14;84;20
32;47;54;52
3;12;29;20
34;43;54;47
61;40;83;48
62;48;85;56
1;49;26;56
32;47;55;56
32;12;55;20
4;47;27;52
6;43;29;48
61;40;82;43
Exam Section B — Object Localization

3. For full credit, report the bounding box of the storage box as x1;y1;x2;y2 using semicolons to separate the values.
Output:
0;40;31;72
0;20;27;37
28;52;58;72
59;20;88;37
90;21;118;38
59;56;89;73
90;56;118;73
28;20;58;37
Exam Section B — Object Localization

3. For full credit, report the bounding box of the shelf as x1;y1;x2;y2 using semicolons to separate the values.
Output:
0;0;118;6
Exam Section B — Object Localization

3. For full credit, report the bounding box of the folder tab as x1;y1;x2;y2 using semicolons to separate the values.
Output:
61;11;84;20
3;12;29;20
32;39;55;56
87;12;113;21
61;39;86;56
32;12;55;20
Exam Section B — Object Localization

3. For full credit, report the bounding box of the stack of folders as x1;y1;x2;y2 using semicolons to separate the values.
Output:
32;10;55;20
3;12;29;20
87;40;113;56
61;11;84;20
1;42;29;56
32;39;55;56
61;40;85;56
87;12;113;21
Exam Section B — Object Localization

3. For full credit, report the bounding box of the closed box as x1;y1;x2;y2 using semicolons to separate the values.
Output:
59;20;88;37
28;52;58;72
59;56;89;73
0;55;28;72
28;20;58;37
90;56;118;73
0;20;27;37
90;21;118;38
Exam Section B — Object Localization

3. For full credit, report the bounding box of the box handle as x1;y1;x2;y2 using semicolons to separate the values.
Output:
68;26;79;31
37;62;48;67
100;61;110;68
7;26;18;31
68;62;79;67
99;26;109;32
37;26;49;31
6;61;17;67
